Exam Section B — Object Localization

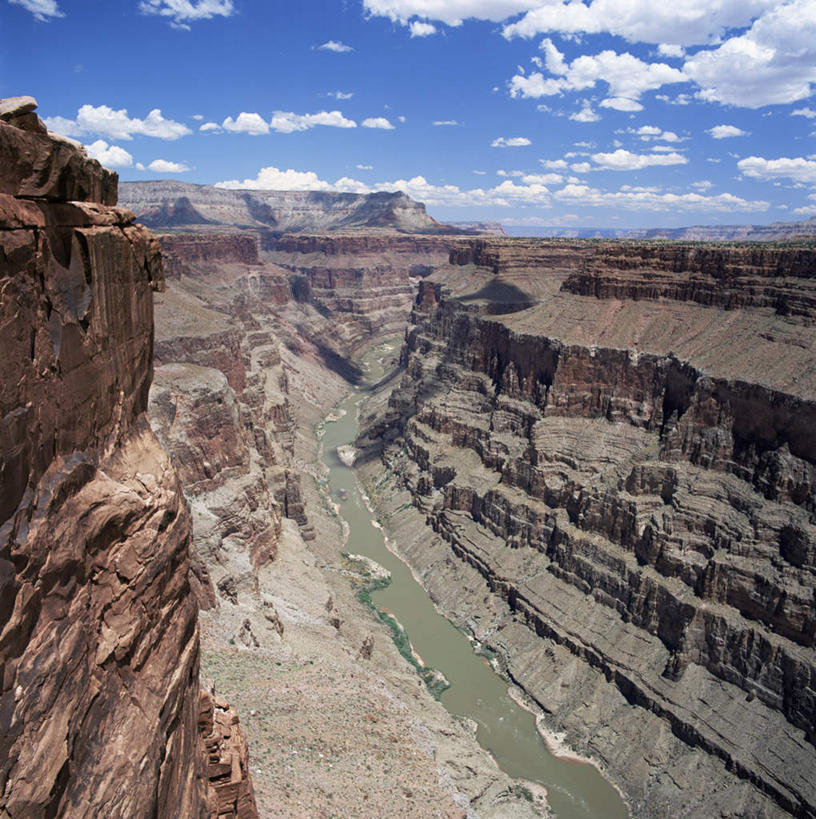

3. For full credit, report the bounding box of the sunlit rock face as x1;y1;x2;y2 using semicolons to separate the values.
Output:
0;99;257;818
360;236;816;818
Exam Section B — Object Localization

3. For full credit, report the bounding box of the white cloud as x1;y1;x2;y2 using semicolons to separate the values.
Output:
84;140;133;168
492;136;532;147
43;104;191;141
328;91;354;99
570;103;601;122
222;112;270;135
148;158;191;173
692;180;713;190
510;39;686;110
657;43;685;58
570;162;592;173
135;162;146;171
318;40;354;52
554;183;768;211
409;20;437;36
540;158;569;169
590;148;688;170
270;110;357;133
363;0;540;26
684;0;816;108
356;164;374;170
522;172;564;184
138;0;234;29
599;97;644;112
362;117;396;129
9;0;63;21
433;120;459;126
473;170;487;175
792;107;816;118
200;121;221;131
214;161;769;214
503;0;779;47
192;114;204;120
738;155;816;184
708;124;747;138
634;125;682;141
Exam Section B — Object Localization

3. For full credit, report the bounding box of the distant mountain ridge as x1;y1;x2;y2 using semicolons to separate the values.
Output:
504;217;816;241
118;180;460;234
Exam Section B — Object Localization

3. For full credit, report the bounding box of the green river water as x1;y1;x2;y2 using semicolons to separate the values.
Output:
320;340;629;819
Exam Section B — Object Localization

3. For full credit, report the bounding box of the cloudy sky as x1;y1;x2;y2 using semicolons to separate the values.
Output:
2;0;816;228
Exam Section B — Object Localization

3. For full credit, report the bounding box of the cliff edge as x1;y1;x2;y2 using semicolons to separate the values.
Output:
0;97;256;818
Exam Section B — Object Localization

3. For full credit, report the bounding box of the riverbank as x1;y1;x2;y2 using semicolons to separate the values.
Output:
200;337;550;817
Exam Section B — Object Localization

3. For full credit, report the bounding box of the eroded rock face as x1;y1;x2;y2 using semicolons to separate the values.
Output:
361;238;816;817
119;180;454;233
0;101;255;818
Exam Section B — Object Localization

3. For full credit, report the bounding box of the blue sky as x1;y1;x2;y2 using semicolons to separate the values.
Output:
2;0;816;228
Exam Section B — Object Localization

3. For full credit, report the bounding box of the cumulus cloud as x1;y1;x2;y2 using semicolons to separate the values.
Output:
222;112;270;135
599;97;644;111
738;155;816;184
148;158;191;173
328;91;354;99
362;117;396;129
43;104;191;141
270;110;357;133
215;162;768;213
433;120;459;126
363;0;540;26
792;107;816;118
632;125;682;141
570;103;601;122
409;20;437;36
590;149;688;170
139;0;234;29
657;43;685;58
318;40;354;52
9;0;63;21
554;183;767;211
509;39;686;110
492;136;532;147
356;164;374;170
200;121;221;131
84;140;133;168
684;0;816;108
503;0;779;47
708;124;747;138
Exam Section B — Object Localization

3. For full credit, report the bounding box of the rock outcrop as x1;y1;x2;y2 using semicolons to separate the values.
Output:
359;236;816;817
0;99;256;818
118;180;458;234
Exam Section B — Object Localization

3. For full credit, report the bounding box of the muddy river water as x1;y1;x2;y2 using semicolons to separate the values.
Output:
320;340;629;819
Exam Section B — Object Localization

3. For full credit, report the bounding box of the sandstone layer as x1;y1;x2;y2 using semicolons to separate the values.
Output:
0;100;256;818
119;180;456;234
358;237;816;817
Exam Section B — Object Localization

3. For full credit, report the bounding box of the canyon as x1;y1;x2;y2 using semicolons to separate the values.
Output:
3;98;815;818
357;237;816;817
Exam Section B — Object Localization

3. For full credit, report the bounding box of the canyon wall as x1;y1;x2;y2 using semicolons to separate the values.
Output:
118;180;456;233
360;237;816;817
0;99;255;818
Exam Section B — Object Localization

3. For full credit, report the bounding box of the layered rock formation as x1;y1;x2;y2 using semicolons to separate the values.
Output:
119;180;456;234
0;99;255;818
359;236;816;817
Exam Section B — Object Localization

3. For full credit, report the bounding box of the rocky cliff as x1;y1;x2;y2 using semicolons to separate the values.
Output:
0;98;256;818
358;236;816;817
118;180;457;234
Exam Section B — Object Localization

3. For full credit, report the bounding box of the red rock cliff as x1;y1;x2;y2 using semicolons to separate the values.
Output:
0;98;256;818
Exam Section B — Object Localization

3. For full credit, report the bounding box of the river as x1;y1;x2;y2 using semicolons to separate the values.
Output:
320;339;629;819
